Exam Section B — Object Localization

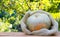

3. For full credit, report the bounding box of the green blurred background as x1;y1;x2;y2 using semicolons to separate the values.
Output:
0;0;60;32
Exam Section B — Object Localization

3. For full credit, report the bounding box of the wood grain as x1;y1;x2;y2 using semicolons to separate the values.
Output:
0;32;59;37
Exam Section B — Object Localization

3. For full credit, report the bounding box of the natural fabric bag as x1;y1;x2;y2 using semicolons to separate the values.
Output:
20;10;58;36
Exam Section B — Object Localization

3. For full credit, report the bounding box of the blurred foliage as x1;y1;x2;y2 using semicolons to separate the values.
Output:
50;13;60;19
0;0;60;32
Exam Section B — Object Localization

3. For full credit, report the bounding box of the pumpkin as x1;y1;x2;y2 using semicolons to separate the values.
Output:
26;13;51;32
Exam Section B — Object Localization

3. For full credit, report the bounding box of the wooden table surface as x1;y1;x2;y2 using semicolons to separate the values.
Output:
0;32;60;37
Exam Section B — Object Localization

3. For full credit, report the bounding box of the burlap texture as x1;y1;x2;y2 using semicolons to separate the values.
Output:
20;10;58;36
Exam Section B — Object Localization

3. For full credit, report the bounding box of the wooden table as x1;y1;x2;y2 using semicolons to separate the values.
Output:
0;32;60;37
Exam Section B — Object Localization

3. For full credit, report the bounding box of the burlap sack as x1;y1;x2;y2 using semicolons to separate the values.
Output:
20;10;58;36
